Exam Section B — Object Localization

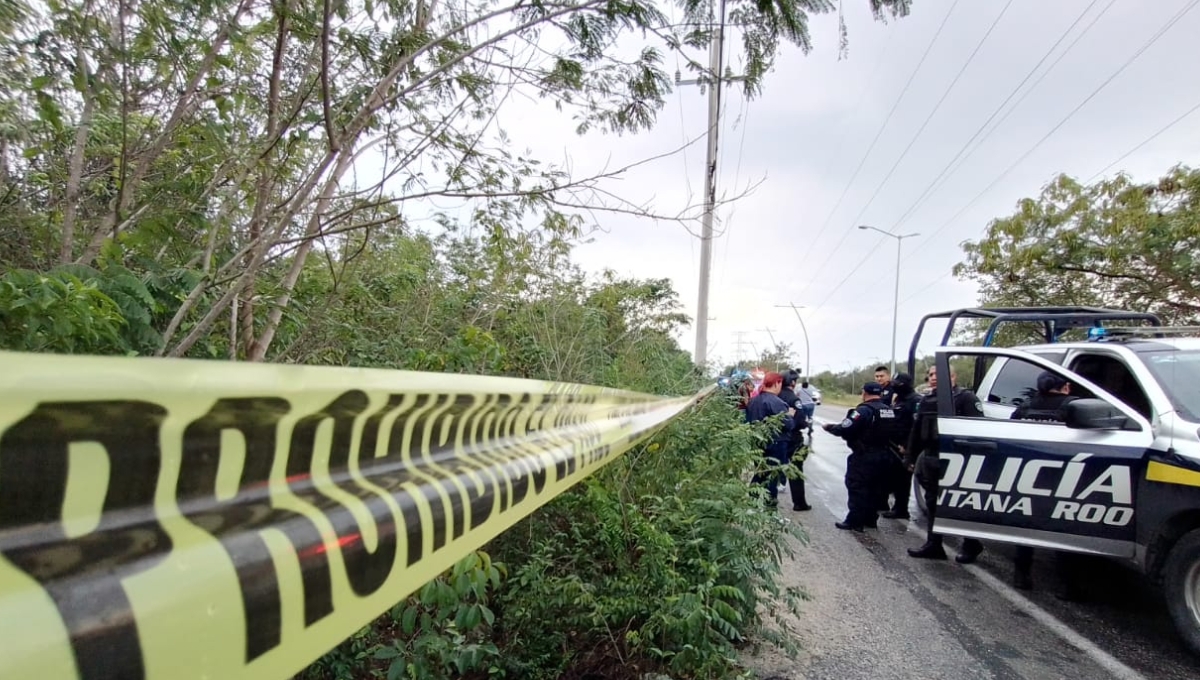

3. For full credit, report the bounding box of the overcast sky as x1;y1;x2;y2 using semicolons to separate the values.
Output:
485;0;1200;375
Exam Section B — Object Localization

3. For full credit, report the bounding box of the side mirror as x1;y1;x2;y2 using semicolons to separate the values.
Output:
1064;398;1134;430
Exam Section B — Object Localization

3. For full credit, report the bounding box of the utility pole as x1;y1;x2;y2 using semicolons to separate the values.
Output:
857;226;919;375
677;0;743;371
774;303;811;380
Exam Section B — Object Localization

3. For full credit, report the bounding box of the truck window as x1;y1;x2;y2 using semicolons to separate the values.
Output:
986;358;1044;407
1068;353;1153;419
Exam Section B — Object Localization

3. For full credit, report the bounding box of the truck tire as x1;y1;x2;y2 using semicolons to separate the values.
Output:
1163;529;1200;656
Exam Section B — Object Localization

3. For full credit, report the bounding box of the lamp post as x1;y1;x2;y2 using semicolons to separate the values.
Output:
857;225;919;376
773;303;810;380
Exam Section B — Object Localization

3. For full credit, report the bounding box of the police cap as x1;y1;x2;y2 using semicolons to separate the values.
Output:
1036;371;1068;393
862;381;884;395
893;372;913;389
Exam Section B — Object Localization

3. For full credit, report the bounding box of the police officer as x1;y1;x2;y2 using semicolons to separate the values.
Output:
1009;371;1084;596
823;382;895;531
777;371;813;511
874;365;896;406
906;366;985;562
881;372;920;520
1011;371;1077;422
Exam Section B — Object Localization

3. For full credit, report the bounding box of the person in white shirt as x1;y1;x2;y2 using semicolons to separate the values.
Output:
796;379;816;433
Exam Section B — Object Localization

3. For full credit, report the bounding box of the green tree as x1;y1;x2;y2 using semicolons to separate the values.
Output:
956;165;1200;325
0;0;913;362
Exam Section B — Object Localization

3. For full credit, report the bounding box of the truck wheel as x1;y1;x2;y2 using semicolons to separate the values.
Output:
1164;529;1200;656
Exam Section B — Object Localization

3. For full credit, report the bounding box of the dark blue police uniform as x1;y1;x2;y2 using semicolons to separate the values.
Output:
823;382;895;531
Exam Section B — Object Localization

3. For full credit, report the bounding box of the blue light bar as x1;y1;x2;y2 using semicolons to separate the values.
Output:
1087;326;1107;341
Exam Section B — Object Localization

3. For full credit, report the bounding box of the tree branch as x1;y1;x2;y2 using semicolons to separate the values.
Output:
320;0;337;152
59;42;94;264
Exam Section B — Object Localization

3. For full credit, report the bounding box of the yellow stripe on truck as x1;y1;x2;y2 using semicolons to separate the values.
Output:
0;351;712;680
1146;460;1200;488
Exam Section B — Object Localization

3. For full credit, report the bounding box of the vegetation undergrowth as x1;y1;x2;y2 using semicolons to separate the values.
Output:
299;396;807;680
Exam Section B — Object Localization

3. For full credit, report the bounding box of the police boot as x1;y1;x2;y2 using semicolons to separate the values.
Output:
955;538;984;564
835;519;865;532
882;507;911;520
908;536;946;560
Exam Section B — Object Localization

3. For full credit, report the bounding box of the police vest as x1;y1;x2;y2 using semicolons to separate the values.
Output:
1013;395;1077;423
858;400;896;448
915;393;939;447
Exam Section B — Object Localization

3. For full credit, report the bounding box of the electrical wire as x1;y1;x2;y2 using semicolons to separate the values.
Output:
795;0;960;300
899;270;954;307
892;95;1200;310
718;97;752;286
884;0;1111;233
806;0;1198;334
1086;98;1200;183
912;0;1200;254
809;26;897;219
802;0;1013;321
807;237;888;319
839;0;1014;249
945;0;1121;180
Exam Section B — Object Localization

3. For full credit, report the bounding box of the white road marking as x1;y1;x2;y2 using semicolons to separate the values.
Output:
810;414;1149;680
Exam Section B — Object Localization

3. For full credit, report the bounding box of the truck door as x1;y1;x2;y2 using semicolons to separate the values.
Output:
931;347;1153;558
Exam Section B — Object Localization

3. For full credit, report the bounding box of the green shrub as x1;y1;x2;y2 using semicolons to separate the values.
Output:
487;396;806;679
0;268;126;353
299;551;505;680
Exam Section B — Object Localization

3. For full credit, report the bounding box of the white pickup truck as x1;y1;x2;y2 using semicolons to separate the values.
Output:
907;306;1200;656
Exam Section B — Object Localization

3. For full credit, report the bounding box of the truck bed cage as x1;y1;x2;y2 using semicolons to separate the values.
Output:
907;306;1163;376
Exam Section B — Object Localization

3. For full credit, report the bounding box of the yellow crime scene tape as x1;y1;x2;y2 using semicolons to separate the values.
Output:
0;351;713;680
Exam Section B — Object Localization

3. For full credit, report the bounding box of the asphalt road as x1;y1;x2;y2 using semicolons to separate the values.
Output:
742;404;1200;680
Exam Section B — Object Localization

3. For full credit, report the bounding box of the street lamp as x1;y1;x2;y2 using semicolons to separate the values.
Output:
857;225;919;376
773;303;810;380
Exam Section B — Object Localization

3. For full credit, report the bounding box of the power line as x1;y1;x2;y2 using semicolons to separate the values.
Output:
899;270;954;307
809;26;897;210
1087;98;1200;183
912;0;1200;254
802;1;1099;323
885;0;1111;233
893;94;1200;309
944;0;1120;180
718;98;751;286
795;0;960;299
804;0;1012;322
807;237;887;319
837;0;1013;245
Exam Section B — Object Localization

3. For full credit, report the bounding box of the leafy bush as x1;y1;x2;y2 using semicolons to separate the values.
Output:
0;253;201;356
0;268;126;353
299;551;505;680
489;396;805;679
